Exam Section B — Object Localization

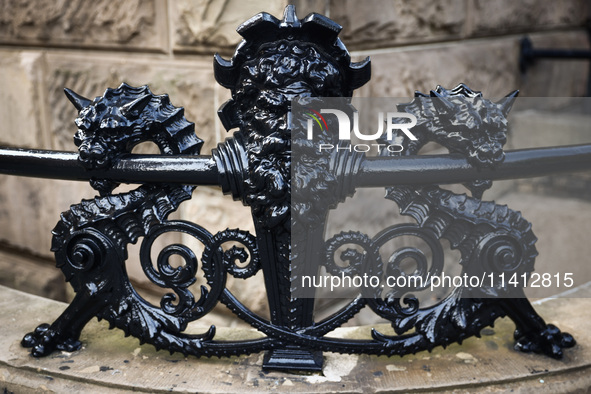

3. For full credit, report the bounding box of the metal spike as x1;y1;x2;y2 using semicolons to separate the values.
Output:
213;53;239;89
347;57;371;90
64;88;91;111
497;90;519;115
121;94;151;116
430;90;457;113
281;5;300;28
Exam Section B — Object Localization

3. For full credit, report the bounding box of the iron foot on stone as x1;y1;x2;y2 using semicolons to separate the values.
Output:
22;323;82;357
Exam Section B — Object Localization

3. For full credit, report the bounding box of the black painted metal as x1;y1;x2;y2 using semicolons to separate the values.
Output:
520;36;591;95
0;6;581;371
356;143;591;187
520;36;591;72
1;145;590;187
0;148;220;185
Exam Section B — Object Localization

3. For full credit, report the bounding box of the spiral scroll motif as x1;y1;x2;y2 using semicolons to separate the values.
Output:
368;224;445;318
139;221;224;318
470;231;528;296
325;231;379;279
210;229;261;279
65;233;106;272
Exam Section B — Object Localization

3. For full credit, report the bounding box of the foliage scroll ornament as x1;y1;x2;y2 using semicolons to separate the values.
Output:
21;6;575;371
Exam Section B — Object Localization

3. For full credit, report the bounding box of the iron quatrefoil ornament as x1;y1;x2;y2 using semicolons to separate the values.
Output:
21;6;575;371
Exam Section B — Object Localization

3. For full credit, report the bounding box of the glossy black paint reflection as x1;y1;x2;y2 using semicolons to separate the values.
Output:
1;144;590;187
0;148;220;185
9;5;580;372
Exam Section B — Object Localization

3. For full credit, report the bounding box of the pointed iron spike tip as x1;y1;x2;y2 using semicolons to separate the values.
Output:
213;52;232;68
281;4;301;27
213;53;239;89
452;83;471;94
347;56;371;90
208;325;216;338
429;89;441;98
64;88;91;111
455;83;482;98
118;81;133;90
430;90;457;113
498;89;519;115
122;94;152;116
350;56;371;70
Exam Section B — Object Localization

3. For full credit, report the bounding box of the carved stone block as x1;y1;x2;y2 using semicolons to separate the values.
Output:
355;38;519;98
469;0;588;36
329;0;467;50
0;176;94;259
172;0;288;54
0;0;168;51
0;51;47;149
355;31;589;98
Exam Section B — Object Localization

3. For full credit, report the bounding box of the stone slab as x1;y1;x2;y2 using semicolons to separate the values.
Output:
352;30;589;98
0;50;48;149
353;38;520;98
506;106;591;199
171;0;288;55
0;0;168;52
468;0;589;37
329;0;467;51
0;248;68;302
291;0;329;19
0;176;95;259
1;284;590;393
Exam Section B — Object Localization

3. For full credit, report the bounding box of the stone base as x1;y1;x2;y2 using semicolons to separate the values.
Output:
1;284;591;393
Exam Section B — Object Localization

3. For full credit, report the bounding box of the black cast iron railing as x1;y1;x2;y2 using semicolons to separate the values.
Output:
520;36;591;72
1;6;589;372
520;35;591;95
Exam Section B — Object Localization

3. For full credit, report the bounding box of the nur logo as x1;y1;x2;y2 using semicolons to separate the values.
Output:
304;109;329;133
304;108;418;153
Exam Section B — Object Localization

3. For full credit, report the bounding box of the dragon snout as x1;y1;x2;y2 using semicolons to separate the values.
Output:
78;140;110;169
473;142;505;167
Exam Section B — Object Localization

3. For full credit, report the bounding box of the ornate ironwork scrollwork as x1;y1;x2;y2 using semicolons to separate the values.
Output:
140;221;221;318
21;5;576;371
368;224;445;319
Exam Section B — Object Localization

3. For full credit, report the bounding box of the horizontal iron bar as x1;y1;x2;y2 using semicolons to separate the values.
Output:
356;144;591;187
0;144;590;187
523;48;591;60
519;36;591;75
0;148;220;185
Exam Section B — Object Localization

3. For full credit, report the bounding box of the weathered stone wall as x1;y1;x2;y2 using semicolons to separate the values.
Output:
0;0;588;301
